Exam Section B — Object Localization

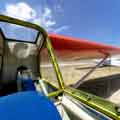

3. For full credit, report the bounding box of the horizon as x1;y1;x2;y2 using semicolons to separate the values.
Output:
0;0;119;47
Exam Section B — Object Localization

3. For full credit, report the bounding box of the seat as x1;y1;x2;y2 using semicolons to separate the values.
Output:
0;29;39;96
0;91;61;120
17;65;36;91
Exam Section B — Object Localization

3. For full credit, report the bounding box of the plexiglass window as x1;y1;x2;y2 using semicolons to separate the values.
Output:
0;22;38;42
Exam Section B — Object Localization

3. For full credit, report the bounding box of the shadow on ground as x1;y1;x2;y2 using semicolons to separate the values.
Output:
77;74;120;98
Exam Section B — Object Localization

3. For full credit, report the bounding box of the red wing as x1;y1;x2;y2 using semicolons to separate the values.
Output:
48;34;120;60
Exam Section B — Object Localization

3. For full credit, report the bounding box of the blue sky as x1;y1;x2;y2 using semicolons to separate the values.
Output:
0;0;119;47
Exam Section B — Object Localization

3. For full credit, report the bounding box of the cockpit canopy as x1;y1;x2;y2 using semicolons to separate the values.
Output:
0;15;46;95
0;22;38;42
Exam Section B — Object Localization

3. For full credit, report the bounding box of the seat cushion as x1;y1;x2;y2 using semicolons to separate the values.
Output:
0;91;61;120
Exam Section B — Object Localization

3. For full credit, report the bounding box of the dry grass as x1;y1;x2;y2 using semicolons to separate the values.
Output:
40;60;120;104
60;64;120;86
41;60;120;87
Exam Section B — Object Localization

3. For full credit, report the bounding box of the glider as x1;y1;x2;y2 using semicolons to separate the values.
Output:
0;15;119;120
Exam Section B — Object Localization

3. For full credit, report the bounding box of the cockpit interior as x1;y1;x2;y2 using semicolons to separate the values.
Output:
0;22;44;95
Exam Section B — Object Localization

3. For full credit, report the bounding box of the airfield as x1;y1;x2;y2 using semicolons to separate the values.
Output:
63;60;120;105
41;59;120;105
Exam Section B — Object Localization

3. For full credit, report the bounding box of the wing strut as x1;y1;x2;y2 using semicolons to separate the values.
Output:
73;55;109;88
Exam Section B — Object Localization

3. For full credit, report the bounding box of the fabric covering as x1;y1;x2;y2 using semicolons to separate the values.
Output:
0;91;61;120
22;78;36;91
48;34;120;59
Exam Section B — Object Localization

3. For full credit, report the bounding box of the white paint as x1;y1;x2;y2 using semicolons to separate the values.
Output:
111;57;120;66
38;79;48;96
94;55;120;67
56;103;70;120
108;89;120;105
62;96;95;120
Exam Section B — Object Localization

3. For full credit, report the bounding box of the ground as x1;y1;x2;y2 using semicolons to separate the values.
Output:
41;60;120;104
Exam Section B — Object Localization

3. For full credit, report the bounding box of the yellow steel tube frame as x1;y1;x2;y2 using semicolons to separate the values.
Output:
45;28;120;119
0;15;64;94
1;15;120;119
0;15;47;36
64;88;120;120
45;27;120;119
46;38;64;89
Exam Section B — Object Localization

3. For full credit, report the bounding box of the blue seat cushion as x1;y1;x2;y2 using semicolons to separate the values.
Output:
0;91;61;120
22;78;36;91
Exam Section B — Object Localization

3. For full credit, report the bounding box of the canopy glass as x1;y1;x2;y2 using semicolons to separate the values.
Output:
0;22;38;42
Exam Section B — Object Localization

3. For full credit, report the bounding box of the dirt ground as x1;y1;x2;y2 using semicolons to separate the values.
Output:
41;60;120;104
58;61;120;86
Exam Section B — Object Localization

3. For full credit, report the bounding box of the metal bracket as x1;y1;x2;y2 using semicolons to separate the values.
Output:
73;55;108;88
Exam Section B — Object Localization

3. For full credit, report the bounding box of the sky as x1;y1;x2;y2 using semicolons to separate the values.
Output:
0;0;119;47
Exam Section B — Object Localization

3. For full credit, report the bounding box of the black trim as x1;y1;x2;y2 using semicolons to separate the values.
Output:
6;38;36;44
0;23;44;44
0;15;48;95
0;15;48;50
0;22;38;43
0;29;5;81
35;31;41;44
